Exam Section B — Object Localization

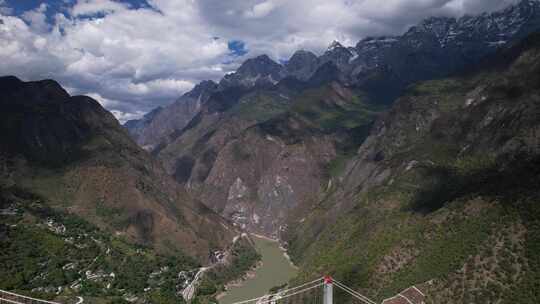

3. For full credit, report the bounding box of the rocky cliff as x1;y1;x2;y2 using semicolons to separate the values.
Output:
0;76;235;261
125;80;218;150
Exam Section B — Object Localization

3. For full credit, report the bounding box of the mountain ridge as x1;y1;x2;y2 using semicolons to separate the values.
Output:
125;0;540;148
0;76;236;260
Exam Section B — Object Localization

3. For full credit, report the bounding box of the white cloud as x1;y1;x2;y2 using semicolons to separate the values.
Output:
111;109;146;124
87;92;120;107
244;1;279;19
125;79;194;97
0;0;523;121
21;3;49;32
0;0;234;119
198;0;522;59
444;0;521;15
70;0;129;17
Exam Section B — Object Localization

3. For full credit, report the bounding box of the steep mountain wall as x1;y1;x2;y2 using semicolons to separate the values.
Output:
0;76;236;261
285;32;540;304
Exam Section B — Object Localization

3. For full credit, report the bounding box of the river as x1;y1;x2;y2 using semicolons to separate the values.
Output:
219;236;298;304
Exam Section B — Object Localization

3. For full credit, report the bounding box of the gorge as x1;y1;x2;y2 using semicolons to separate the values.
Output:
2;1;540;304
218;236;297;304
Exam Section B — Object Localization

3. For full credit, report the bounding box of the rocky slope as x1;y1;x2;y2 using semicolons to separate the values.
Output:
0;76;236;261
123;106;163;145
125;0;540;239
126;80;218;150
286;32;540;303
153;81;382;236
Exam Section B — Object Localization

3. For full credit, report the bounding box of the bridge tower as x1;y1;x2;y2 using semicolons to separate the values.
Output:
323;276;333;304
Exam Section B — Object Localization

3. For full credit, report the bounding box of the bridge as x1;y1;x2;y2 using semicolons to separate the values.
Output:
222;277;424;304
0;276;425;304
0;289;62;304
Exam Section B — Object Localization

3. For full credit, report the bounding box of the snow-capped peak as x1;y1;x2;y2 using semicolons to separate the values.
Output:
327;40;345;51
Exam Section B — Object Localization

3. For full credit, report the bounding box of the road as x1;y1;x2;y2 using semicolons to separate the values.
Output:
182;267;210;301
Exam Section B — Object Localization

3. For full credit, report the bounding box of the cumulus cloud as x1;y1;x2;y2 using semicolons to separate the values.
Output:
21;3;49;32
244;1;280;19
0;0;236;120
0;0;522;121
71;0;129;17
445;0;520;15
110;109;147;123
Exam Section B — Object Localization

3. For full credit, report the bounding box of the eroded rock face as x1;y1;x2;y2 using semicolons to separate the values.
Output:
153;81;363;237
185;124;335;236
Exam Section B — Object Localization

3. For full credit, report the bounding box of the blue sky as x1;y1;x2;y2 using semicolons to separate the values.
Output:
4;0;151;12
0;0;521;122
228;40;248;57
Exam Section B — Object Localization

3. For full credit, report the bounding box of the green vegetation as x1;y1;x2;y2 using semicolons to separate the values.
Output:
291;153;540;303
95;199;126;226
286;44;540;304
385;207;501;295
185;239;261;304
0;184;262;304
0;186;198;303
325;154;354;178
207;240;261;287
229;93;289;122
290;86;383;133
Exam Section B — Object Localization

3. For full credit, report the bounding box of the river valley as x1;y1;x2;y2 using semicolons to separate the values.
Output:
219;237;297;304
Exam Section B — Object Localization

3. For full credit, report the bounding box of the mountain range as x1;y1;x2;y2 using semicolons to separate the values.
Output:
2;0;540;303
127;0;540;149
125;0;540;237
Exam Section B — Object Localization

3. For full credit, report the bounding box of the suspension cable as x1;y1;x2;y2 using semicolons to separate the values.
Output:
248;282;324;304
0;290;60;304
332;280;377;304
334;284;375;304
228;277;324;304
